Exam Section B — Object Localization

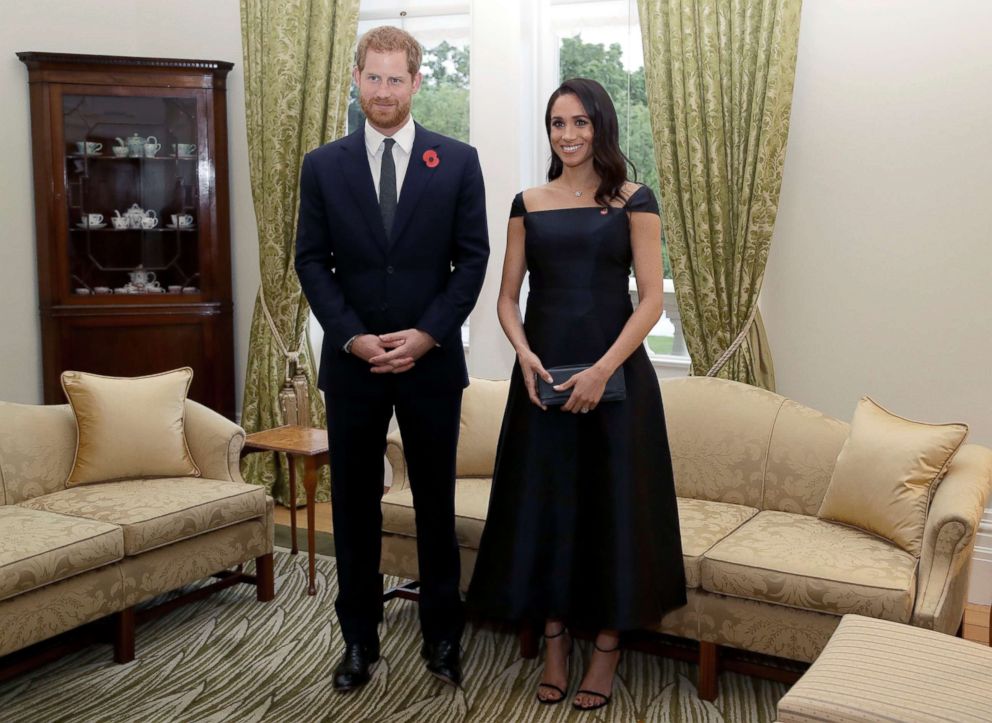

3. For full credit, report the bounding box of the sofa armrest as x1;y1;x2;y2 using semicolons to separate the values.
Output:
912;444;992;632
183;400;246;483
385;430;408;493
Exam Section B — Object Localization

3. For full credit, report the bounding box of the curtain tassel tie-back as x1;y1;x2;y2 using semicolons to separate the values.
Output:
704;301;760;377
259;283;311;425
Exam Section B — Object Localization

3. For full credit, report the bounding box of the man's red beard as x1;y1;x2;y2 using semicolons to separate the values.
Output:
360;95;411;129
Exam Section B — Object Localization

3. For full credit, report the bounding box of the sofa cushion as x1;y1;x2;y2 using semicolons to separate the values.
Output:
661;377;784;507
61;368;200;487
677;498;757;588
817;397;968;556
0;401;77;505
0;506;123;601
382;477;490;548
701;510;918;622
761;399;850;515
457;379;509;478
19;478;266;556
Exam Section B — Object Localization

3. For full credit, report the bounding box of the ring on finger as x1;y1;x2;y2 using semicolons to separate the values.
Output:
580;407;590;414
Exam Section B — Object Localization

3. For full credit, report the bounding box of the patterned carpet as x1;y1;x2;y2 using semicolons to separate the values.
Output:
0;552;787;722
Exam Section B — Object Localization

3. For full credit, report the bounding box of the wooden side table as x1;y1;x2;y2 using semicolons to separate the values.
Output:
241;425;328;596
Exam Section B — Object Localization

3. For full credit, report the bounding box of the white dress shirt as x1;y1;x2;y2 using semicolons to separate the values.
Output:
343;115;418;353
364;114;416;200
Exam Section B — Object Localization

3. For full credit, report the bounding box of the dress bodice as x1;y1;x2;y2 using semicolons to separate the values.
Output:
509;185;660;366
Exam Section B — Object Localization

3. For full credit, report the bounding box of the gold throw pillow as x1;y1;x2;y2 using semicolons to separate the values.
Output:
61;368;200;487
817;397;967;556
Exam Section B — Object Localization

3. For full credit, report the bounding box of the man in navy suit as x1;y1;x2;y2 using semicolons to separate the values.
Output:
295;26;489;692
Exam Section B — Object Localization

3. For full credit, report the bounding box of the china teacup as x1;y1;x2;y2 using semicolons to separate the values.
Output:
82;213;104;227
141;216;159;229
167;285;182;293
76;141;103;155
144;141;162;158
174;143;197;157
171;214;194;228
94;286;111;294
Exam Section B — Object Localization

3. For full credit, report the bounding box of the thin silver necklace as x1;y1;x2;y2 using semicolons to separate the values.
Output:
560;182;594;198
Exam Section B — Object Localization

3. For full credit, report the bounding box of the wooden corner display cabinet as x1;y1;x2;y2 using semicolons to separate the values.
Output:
18;52;236;419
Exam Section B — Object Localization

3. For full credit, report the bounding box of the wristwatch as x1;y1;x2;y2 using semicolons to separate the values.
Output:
343;334;361;354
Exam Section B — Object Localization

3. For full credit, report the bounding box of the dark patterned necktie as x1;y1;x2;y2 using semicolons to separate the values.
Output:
379;138;397;240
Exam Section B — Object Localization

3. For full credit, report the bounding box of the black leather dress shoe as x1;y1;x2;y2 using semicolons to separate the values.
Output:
421;639;462;687
333;643;380;692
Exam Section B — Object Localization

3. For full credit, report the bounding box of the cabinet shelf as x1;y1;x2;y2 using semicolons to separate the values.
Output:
66;154;197;161
69;228;198;233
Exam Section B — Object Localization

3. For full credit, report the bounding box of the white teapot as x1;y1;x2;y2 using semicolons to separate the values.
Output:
124;203;145;229
128;265;156;287
120;133;146;158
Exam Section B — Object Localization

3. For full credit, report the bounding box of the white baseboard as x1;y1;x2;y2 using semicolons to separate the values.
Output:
968;507;992;605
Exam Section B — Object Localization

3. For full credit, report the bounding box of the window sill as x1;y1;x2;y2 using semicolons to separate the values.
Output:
650;353;691;378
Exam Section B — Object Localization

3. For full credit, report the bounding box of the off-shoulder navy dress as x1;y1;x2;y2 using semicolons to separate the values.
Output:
467;185;687;631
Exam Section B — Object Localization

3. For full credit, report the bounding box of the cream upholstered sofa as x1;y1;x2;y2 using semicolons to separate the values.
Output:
381;376;992;697
0;399;274;665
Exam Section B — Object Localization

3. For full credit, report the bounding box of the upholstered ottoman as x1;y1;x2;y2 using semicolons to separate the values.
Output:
776;614;992;722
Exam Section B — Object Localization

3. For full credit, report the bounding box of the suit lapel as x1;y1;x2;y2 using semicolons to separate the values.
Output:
338;127;389;253
390;124;441;247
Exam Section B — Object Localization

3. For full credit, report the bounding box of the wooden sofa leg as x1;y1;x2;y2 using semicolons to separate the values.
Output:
698;641;719;701
114;608;135;664
256;553;275;602
519;624;539;659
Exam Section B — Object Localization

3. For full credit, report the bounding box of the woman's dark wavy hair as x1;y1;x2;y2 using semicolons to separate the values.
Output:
545;77;636;208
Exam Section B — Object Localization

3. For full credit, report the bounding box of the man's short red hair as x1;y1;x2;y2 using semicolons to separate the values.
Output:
355;26;422;77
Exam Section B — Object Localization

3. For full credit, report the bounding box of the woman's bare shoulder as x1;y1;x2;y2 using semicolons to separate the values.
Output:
521;184;555;211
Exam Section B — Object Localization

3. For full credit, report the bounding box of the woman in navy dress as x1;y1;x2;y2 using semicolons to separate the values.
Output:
467;78;686;711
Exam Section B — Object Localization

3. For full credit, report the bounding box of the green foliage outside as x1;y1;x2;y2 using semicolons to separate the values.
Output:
647;335;675;355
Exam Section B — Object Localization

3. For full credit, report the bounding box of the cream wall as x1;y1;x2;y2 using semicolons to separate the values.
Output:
762;0;992;603
0;0;259;410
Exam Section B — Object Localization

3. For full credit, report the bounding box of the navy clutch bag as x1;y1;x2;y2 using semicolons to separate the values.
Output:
536;364;626;406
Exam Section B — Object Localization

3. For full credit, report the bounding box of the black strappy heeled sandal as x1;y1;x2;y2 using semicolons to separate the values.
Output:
536;626;572;705
572;640;621;712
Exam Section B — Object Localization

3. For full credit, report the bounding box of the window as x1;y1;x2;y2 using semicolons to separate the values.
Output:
546;0;684;359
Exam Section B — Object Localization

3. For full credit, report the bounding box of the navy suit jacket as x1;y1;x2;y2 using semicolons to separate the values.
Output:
295;123;489;396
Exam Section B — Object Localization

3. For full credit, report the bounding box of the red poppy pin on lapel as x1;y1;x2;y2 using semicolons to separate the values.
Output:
423;149;439;168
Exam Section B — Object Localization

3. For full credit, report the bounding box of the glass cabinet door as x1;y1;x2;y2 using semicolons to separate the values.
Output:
62;93;203;298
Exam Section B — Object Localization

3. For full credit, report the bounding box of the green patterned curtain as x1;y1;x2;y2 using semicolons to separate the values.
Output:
637;0;803;389
239;0;359;503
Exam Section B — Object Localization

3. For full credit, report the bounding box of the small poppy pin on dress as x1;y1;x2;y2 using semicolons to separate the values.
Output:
423;149;439;168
